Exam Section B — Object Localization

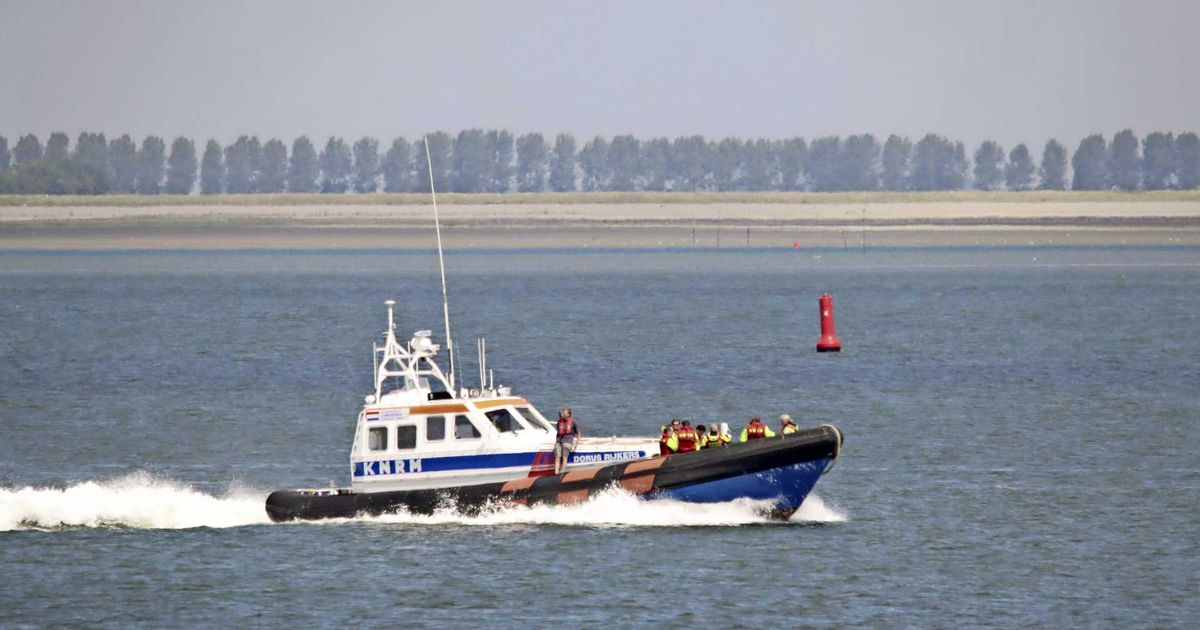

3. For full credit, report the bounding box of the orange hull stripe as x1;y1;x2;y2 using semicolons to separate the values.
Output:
557;488;589;505
625;457;667;474
562;467;602;483
501;477;537;493
619;474;655;495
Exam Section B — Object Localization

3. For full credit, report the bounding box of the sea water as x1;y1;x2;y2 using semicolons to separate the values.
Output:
1;247;1197;627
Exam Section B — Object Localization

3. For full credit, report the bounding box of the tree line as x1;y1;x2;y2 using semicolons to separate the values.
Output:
1;129;1198;195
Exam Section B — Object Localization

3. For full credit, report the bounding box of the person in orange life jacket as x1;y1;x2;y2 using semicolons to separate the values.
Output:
675;420;700;452
707;423;730;446
659;422;678;455
779;414;798;435
554;407;580;474
740;416;776;442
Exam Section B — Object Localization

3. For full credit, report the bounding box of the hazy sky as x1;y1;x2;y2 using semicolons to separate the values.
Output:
2;0;1197;149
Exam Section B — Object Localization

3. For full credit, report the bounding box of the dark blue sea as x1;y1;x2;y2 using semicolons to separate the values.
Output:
2;247;1197;628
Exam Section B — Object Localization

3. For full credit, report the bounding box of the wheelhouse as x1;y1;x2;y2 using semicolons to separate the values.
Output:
348;301;653;492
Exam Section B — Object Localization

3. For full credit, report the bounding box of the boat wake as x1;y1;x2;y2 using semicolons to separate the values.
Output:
0;472;271;531
1;473;846;531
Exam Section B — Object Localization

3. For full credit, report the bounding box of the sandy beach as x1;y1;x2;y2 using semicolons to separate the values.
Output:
3;200;1199;249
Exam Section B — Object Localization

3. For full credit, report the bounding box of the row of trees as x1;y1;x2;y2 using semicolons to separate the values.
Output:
2;129;1198;195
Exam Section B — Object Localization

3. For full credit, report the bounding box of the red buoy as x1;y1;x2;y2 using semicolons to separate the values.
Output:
816;293;842;352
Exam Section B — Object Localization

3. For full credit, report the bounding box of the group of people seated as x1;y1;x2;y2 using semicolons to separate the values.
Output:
658;414;799;455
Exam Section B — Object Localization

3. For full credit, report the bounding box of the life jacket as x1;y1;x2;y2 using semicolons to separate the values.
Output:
745;421;766;440
782;423;797;435
556;417;576;439
708;433;725;446
659;429;675;455
677;426;698;452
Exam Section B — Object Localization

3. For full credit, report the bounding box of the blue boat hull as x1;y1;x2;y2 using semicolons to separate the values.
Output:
653;458;832;515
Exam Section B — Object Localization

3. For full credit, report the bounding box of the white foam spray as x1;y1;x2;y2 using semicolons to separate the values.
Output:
1;473;846;531
0;472;271;531
343;488;848;528
790;492;848;523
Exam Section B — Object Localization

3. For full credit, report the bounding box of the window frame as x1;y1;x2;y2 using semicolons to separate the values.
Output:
486;408;527;433
368;426;389;452
396;424;417;450
426;415;447;442
514;406;553;431
454;414;482;440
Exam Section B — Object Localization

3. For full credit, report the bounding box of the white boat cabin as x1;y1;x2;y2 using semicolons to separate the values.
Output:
350;301;655;493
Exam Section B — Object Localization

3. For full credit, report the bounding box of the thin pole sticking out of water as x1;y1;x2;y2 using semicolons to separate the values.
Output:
425;136;455;391
861;208;867;254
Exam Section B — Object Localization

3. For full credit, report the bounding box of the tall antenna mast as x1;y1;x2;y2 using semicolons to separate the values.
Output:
425;136;456;391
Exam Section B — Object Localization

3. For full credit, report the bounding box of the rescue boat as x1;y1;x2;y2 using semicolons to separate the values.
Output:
265;138;842;522
264;301;843;522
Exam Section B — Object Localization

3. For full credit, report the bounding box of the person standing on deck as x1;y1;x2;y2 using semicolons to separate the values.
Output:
554;407;580;474
676;420;699;452
740;416;776;442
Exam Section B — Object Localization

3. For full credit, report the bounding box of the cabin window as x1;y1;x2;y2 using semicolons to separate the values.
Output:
397;425;417;450
515;407;552;431
487;408;523;433
454;415;481;439
368;427;388;451
426;416;446;441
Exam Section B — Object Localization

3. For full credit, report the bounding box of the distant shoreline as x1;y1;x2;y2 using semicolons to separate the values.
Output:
2;198;1199;249
3;190;1200;208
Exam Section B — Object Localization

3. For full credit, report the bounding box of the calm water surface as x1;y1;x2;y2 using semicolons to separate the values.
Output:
1;247;1198;628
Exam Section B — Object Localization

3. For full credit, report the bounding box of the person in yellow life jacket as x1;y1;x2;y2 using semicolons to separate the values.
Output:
706;423;730;447
659;424;678;456
779;414;798;435
675;420;699;452
740;416;776;442
696;426;709;449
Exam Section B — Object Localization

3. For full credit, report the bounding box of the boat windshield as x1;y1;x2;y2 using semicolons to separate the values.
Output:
486;408;524;433
514;406;552;431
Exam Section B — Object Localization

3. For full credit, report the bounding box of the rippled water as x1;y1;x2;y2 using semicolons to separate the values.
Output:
1;247;1197;627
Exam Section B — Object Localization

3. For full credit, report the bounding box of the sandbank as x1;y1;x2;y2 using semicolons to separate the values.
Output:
2;200;1199;249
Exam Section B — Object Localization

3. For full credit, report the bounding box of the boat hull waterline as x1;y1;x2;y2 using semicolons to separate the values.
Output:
265;425;842;522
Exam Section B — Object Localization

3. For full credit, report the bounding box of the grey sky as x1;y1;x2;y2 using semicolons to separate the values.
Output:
2;0;1197;150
